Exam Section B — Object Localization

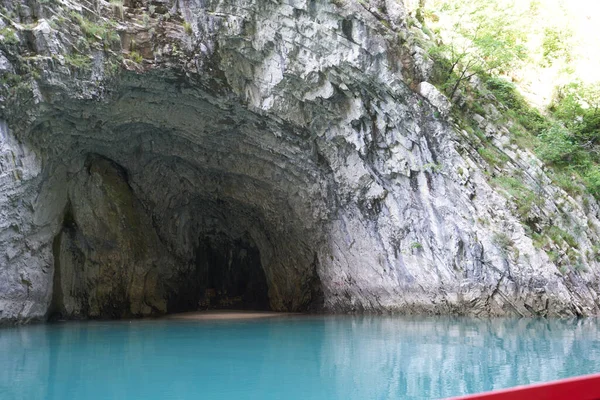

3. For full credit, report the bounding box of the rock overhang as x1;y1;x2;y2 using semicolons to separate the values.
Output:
26;72;333;317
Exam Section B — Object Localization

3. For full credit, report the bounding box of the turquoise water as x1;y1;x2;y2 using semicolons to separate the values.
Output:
2;316;600;400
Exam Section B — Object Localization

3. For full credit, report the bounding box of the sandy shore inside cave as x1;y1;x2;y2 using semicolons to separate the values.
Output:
164;310;299;321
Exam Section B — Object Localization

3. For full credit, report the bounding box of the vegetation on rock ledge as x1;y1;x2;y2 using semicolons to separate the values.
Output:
422;0;600;201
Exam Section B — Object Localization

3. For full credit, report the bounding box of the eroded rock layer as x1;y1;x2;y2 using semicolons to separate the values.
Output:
1;0;600;323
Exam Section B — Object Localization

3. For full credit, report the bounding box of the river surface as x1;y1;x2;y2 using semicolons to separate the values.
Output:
1;315;600;399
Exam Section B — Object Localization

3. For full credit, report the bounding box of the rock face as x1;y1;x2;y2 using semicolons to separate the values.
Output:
51;155;175;318
1;0;600;323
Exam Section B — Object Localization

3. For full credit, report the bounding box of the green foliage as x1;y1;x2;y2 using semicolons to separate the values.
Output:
477;217;489;226
479;87;591;198
582;167;600;198
426;0;527;99
468;74;600;200
49;16;67;30
69;11;120;47
531;231;548;250
547;226;578;249
104;58;122;76
493;232;514;255
549;170;584;197
421;162;443;172
128;51;143;64
0;27;19;45
550;81;600;144
0;72;23;86
510;125;540;149
477;146;508;167
410;242;423;250
183;21;193;35
531;81;600;198
0;69;39;97
541;27;572;66
492;175;538;218
424;0;600;202
536;123;581;166
484;76;549;134
483;76;523;108
110;0;124;20
64;53;92;69
592;246;600;262
573;261;588;273
531;223;580;272
470;101;485;116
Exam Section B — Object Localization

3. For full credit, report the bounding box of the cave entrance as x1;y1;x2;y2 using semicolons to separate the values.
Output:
48;155;282;320
168;233;270;313
42;80;330;319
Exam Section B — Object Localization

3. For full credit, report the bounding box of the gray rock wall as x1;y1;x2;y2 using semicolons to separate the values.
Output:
52;155;176;318
0;120;52;323
0;0;599;323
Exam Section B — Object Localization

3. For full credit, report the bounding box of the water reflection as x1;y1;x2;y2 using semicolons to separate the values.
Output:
320;317;600;399
1;317;599;400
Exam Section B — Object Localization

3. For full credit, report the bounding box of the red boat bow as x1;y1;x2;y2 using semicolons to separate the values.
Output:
447;373;600;400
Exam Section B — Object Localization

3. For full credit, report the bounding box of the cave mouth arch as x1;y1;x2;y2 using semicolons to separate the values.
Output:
41;77;331;320
47;148;327;319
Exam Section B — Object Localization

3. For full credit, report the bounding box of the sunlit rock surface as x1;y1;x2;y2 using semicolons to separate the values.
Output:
1;0;600;323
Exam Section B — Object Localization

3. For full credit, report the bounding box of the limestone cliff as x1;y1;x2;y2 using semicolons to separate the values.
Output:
1;0;599;323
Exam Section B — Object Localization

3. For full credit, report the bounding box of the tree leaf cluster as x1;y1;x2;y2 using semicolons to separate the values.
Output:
426;0;527;99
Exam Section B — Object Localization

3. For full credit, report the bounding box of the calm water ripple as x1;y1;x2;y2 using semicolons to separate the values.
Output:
1;316;600;399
